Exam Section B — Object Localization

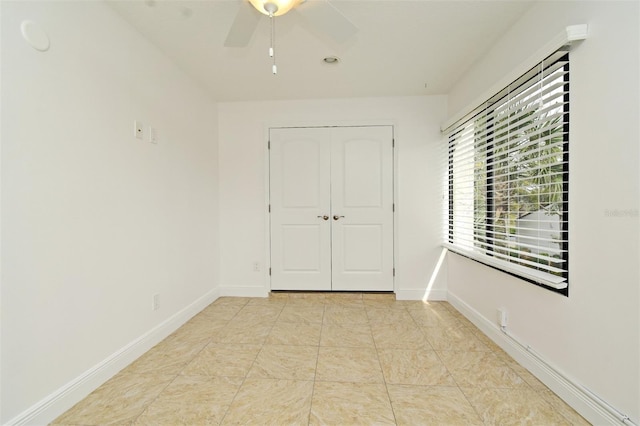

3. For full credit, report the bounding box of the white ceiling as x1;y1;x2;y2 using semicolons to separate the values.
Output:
107;0;534;102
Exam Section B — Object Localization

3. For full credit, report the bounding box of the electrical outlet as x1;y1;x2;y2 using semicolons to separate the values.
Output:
497;308;507;327
252;262;260;272
152;294;159;311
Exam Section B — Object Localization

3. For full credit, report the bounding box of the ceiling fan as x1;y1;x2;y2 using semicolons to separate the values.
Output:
224;0;358;73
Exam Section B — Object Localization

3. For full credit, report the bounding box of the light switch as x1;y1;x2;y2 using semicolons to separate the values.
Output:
149;126;157;144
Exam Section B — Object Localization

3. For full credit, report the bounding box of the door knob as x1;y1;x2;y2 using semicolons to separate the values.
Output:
333;215;345;221
317;215;329;221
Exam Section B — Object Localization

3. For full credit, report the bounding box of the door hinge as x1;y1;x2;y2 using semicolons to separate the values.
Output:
269;267;272;276
268;140;271;149
393;203;395;212
268;204;271;213
393;268;396;277
392;138;395;148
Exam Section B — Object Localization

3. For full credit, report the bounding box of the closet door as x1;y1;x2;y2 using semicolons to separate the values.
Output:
269;128;332;290
330;126;394;291
269;126;394;292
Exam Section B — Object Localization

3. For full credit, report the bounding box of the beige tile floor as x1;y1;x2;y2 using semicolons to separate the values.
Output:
52;293;590;425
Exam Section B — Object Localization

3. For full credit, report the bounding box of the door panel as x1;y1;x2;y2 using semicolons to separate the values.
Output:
281;225;322;271
343;139;383;207
331;126;394;291
269;126;393;292
342;225;383;271
281;141;322;208
270;128;331;290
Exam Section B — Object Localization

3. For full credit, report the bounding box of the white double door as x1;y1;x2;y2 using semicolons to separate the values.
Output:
269;126;394;291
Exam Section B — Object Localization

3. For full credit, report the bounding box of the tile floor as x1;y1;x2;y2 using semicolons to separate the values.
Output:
52;293;590;425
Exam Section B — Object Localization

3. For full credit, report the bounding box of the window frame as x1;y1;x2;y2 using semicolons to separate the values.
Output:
445;50;570;296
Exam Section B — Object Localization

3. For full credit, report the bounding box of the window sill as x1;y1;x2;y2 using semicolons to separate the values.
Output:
442;243;568;292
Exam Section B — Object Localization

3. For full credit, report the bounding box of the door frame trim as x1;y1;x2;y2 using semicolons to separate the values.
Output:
264;122;398;294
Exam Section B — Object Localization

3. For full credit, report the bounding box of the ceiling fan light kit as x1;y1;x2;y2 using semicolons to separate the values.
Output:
249;0;301;17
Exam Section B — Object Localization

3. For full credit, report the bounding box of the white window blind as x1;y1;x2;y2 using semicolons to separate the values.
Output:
444;49;570;293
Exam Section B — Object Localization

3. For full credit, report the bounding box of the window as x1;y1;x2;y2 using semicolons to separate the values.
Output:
445;49;569;294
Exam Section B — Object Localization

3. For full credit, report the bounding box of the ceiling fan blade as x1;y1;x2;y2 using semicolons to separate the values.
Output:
295;0;358;43
224;1;261;48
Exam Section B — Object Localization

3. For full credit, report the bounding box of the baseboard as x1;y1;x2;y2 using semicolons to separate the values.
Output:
447;291;631;426
219;285;269;298
395;288;447;301
7;288;220;426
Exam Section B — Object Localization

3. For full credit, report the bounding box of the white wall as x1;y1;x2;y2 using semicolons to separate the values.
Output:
446;1;639;423
218;96;447;300
1;1;219;422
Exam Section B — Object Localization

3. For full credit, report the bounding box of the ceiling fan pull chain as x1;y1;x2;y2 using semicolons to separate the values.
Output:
270;12;277;74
